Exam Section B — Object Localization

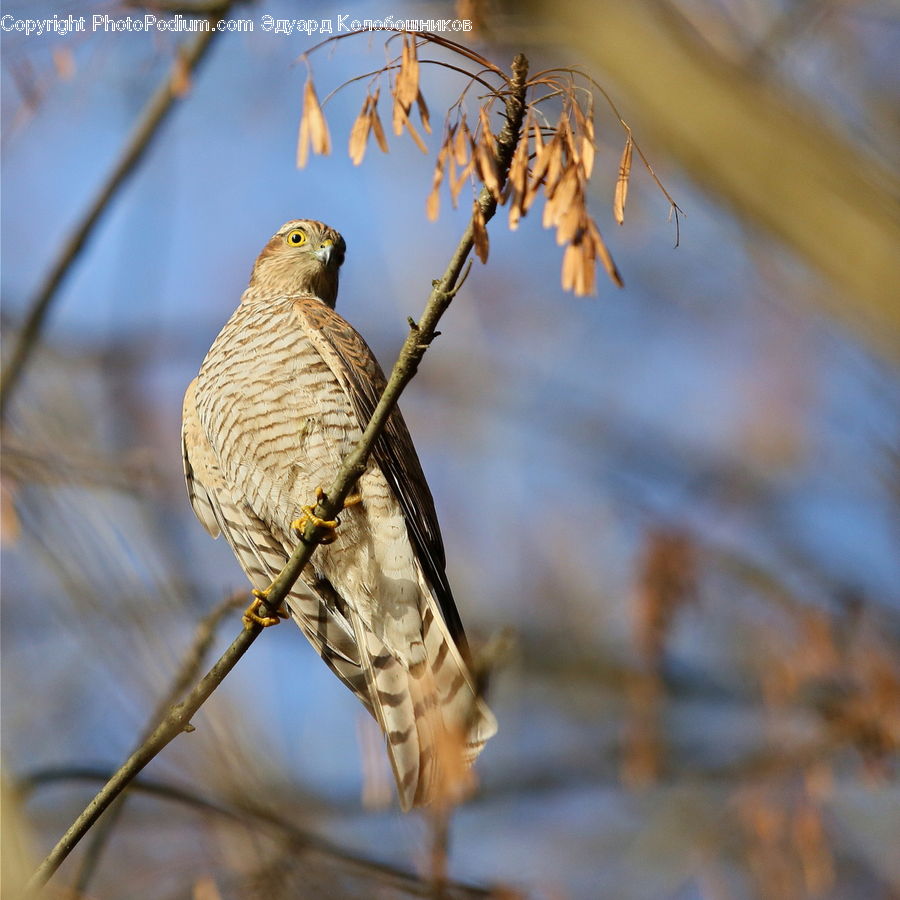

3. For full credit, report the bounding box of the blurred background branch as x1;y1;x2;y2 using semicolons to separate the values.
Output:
515;0;900;360
0;2;231;422
20;767;495;898
71;588;246;895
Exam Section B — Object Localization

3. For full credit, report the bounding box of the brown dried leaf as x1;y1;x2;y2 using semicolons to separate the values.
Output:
370;90;389;153
581;134;596;180
574;244;595;297
403;109;428;154
542;167;578;231
426;184;441;222
538;131;566;199
393;34;419;135
555;200;583;247
522;122;545;212
475;142;501;200
298;78;330;168
531;120;545;157
348;96;372;166
530;138;552;189
52;47;75;81
416;89;431;134
571;99;595;179
478;106;497;156
561;242;582;294
171;52;191;97
453;115;470;166
449;158;475;207
614;135;634;225
392;94;404;136
558;113;576;164
472;200;489;263
580;104;596;179
589;218;624;287
508;125;529;197
542;191;557;230
549;169;580;230
508;202;522;231
427;147;447;222
399;34;419;109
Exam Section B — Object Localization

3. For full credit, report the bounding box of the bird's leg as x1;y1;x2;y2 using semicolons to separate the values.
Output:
242;588;289;628
292;487;362;545
316;485;363;509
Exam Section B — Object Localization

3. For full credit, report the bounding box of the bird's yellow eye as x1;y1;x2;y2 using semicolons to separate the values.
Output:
286;229;307;246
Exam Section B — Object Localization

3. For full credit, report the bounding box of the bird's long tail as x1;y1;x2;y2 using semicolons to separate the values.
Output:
349;603;497;811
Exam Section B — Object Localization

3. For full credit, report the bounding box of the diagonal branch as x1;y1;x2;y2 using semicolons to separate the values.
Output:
20;767;493;898
0;5;230;424
25;51;530;895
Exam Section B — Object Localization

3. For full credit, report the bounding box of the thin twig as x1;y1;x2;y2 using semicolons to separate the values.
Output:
0;6;230;423
25;52;531;895
20;768;494;898
72;590;245;893
429;805;452;897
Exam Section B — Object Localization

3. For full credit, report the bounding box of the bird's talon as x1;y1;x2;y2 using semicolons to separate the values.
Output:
292;506;340;544
243;595;285;628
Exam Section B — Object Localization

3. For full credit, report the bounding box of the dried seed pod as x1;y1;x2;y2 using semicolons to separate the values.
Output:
614;135;634;225
297;77;330;168
348;95;373;166
472;200;489;263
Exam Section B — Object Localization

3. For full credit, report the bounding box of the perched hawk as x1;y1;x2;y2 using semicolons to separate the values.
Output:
182;219;496;809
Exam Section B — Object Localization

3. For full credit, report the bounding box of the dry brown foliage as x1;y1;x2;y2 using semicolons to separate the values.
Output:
297;30;680;297
296;78;330;168
622;528;697;787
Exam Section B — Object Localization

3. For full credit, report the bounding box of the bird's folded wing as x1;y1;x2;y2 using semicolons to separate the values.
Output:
291;297;469;654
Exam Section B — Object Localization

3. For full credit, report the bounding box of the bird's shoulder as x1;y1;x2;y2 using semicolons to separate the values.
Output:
289;296;388;392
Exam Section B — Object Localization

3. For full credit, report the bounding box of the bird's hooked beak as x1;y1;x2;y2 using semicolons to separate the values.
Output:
314;239;336;266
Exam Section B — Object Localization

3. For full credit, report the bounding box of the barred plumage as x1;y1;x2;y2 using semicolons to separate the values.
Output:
182;219;496;809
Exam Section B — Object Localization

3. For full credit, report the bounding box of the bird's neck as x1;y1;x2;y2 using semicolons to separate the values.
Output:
244;270;338;309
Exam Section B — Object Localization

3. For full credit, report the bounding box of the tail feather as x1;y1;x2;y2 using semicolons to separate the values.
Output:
348;602;496;810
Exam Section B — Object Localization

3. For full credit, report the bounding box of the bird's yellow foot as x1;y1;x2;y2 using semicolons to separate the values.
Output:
316;485;363;509
292;488;362;545
242;589;289;628
292;506;340;544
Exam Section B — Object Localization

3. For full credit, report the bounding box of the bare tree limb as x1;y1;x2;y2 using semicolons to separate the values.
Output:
19;768;494;898
0;5;230;423
25;52;530;895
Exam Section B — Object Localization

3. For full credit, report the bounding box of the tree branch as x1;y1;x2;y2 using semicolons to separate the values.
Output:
20;768;493;898
25;52;530;894
0;5;230;423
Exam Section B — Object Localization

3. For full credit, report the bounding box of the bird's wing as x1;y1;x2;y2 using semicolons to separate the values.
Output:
292;296;468;653
182;378;223;539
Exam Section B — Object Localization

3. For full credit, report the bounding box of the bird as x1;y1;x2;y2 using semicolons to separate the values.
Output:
182;219;497;810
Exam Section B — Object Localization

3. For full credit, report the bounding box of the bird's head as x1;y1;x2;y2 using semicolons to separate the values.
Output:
247;219;346;308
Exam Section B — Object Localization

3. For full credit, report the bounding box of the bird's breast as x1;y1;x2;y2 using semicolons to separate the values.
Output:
195;300;362;528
